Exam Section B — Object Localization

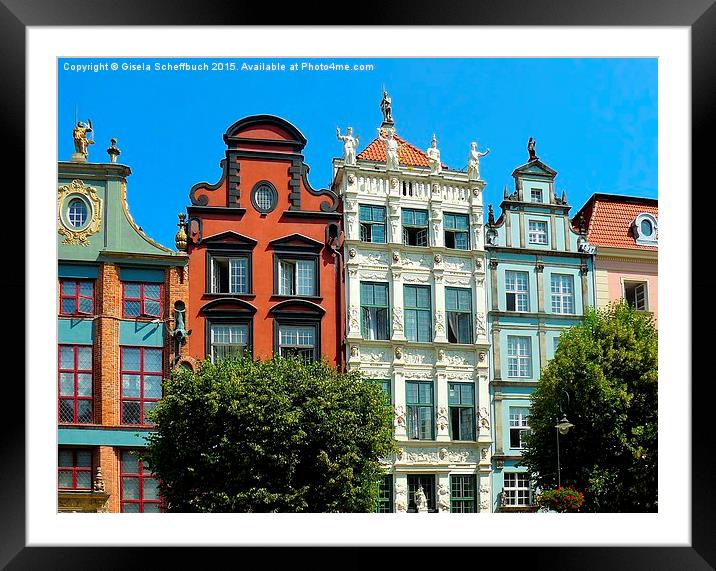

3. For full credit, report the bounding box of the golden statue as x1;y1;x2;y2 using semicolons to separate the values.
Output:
73;119;95;159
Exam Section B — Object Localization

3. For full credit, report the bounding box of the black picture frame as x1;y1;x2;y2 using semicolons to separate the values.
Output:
8;1;709;567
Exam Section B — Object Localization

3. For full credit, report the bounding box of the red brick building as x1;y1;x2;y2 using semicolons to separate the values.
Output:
184;115;344;367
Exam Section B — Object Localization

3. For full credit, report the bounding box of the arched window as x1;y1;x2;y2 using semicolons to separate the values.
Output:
67;198;88;228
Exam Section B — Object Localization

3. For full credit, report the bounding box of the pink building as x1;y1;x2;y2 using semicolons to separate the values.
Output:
573;194;658;325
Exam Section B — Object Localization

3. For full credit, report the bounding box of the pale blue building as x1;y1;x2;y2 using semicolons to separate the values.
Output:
484;142;596;512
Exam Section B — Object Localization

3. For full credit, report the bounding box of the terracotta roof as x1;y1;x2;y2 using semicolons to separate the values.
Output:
357;134;446;168
574;194;658;250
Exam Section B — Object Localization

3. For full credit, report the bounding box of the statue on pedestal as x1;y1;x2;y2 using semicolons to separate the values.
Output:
467;141;490;181
427;134;442;175
337;126;359;166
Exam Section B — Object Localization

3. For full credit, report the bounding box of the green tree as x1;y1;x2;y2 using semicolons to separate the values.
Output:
520;302;657;512
143;355;396;512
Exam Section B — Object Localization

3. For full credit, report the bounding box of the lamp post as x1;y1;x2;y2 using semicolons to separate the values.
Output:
554;389;574;488
555;415;574;488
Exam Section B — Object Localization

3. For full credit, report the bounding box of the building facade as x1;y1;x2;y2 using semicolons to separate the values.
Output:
183;115;344;368
572;194;658;325
335;94;492;513
484;142;596;512
57;132;188;512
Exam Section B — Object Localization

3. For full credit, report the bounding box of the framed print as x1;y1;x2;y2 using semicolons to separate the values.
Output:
6;0;711;568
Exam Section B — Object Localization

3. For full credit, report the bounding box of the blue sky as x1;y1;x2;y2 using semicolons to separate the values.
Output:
58;58;657;248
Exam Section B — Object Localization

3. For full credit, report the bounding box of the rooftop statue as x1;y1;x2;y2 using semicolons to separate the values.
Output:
467;141;490;181
73;119;95;161
378;127;400;171
426;134;442;175
336;126;359;166
528;137;538;162
380;89;394;125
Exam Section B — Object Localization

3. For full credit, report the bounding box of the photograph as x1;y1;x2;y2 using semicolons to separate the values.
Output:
55;55;658;516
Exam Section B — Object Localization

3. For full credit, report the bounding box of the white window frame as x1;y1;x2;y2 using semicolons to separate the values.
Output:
211;255;249;294
509;407;530;449
528;220;548;245
505;270;529;312
507;336;532;378
530;188;543;203
210;324;249;362
623;279;649;311
278;258;316;296
503;472;531;506
278;324;317;362
550;274;575;314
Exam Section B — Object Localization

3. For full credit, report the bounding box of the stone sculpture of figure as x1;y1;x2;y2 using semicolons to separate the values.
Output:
426;133;442;175
337;126;359;166
488;204;496;226
467;141;490;181
415;486;428;512
378;127;400;170
380;89;393;124
73;119;95;158
528;137;538;161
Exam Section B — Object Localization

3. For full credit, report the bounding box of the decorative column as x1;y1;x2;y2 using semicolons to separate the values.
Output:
388;196;401;244
435;371;450;442
346;261;361;339
535;260;545;313
430;192;443;248
394;473;408;513
494;394;504;456
344;194;360;241
580;263;589;314
390;263;406;342
433;257;447;343
393;365;407;439
489;259;499;312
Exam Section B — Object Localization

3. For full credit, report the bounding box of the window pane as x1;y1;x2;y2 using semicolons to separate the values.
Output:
58;449;74;467
404;286;417;308
122;348;141;371
122;477;140;500
143;349;162;372
61;299;76;314
79;282;93;296
76;450;92;467
59;373;75;396
373;284;388;307
446;288;457;310
122;375;141;398
144;376;163;399
58;400;75;422
418;382;432;404
124;300;141;316
143;477;160;501
144;400;159;422
121;451;139;473
77;346;92;369
414;210;428;226
144;300;160;316
142;503;161;513
59;346;74;369
124;283;141;298
416;287;430;308
359;205;372;221
122;401;141;424
78;297;93;313
76;471;92;489
58;471;74;488
296;260;315;296
416;311;431;341
371;224;385;243
144;284;160;299
77;401;93;423
122;502;140;513
77;374;92;396
61;281;77;295
401;209;413;225
279;260;295;295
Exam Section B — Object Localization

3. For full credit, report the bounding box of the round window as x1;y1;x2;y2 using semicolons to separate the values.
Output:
251;182;277;214
640;219;653;237
67;198;88;228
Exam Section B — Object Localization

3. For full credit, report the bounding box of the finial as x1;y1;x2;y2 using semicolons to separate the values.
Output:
107;138;121;163
503;186;509;199
175;213;188;251
578;213;586;235
432;133;437;145
93;466;105;493
561;190;567;204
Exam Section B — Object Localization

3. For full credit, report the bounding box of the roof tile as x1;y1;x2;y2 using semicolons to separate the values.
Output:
357;135;443;168
578;196;658;249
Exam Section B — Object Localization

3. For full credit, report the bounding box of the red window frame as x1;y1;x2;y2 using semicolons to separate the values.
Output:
58;448;93;491
122;282;163;318
59;279;95;316
120;450;162;512
120;346;163;426
58;345;93;424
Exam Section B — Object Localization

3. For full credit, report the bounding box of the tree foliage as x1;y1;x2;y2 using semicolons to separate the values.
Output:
143;355;396;512
520;302;658;512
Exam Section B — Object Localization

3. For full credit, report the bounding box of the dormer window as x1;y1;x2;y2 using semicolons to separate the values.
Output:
633;213;658;245
530;188;543;203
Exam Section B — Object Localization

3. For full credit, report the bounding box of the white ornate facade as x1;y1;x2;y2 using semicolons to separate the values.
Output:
333;97;492;512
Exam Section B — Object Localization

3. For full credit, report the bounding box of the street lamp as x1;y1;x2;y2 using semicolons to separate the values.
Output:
555;391;574;488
